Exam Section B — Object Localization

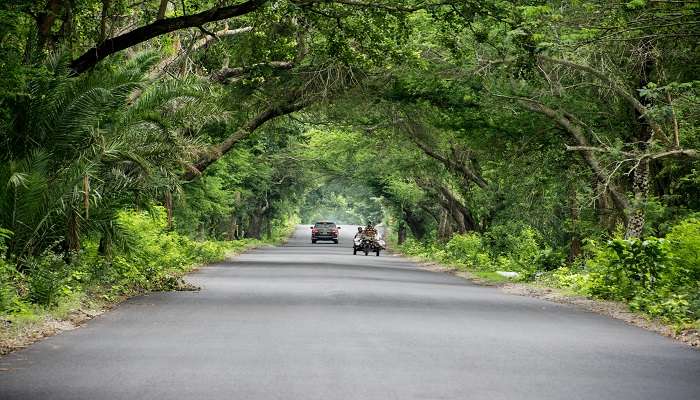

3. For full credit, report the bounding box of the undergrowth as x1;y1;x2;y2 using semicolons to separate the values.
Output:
1;208;293;346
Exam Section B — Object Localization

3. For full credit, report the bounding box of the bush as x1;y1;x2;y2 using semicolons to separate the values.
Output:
445;233;494;270
25;253;73;307
664;217;700;287
102;208;234;294
401;226;559;278
586;237;667;301
579;217;700;324
0;229;15;312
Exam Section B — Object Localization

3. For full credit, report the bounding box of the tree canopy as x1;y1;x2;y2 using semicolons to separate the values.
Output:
1;0;699;326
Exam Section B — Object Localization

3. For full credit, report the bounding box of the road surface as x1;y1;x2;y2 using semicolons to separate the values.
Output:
1;225;699;399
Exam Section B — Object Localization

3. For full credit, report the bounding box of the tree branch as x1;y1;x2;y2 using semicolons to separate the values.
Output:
213;61;294;82
402;120;489;189
537;55;668;143
69;0;267;74
519;98;631;221
646;149;699;160
182;95;313;181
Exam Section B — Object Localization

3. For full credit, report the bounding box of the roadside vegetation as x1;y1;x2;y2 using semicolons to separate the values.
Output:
1;0;699;344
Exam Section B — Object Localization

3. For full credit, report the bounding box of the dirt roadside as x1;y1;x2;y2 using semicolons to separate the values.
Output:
409;256;699;349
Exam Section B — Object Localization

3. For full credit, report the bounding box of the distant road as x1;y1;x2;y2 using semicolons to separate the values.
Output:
1;225;699;399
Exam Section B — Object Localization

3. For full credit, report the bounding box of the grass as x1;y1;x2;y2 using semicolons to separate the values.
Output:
0;232;291;355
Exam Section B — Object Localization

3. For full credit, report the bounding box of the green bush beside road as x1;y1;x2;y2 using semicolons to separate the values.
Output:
1;208;292;347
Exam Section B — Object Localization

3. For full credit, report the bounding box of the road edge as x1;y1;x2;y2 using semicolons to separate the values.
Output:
393;253;699;349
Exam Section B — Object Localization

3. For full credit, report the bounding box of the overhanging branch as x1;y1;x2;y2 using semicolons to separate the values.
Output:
69;0;267;74
214;61;294;83
182;95;313;181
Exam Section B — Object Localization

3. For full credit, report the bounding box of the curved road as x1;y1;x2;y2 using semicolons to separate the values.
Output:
1;225;699;399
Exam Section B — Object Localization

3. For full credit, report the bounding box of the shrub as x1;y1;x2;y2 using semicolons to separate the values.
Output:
582;218;700;324
586;237;667;301
102;208;235;294
664;217;700;287
445;233;493;270
0;229;15;312
25;253;73;307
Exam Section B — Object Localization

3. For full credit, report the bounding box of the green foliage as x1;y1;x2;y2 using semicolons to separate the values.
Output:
400;226;559;279
444;233;493;270
585;237;667;301
548;217;700;325
103;208;238;294
0;0;699;337
26;253;73;307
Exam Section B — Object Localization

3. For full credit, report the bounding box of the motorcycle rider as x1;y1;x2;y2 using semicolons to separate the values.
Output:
363;222;377;239
354;227;364;239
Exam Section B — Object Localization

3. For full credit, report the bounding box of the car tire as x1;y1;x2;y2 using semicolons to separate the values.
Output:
312;239;316;244
334;239;338;244
353;248;357;255
375;249;380;256
364;249;369;256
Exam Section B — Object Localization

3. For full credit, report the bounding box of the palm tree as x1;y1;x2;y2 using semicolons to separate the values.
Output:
0;51;225;264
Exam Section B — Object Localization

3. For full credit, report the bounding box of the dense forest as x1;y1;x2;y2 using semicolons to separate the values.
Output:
1;0;699;337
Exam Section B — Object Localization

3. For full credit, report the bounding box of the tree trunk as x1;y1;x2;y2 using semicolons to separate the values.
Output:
625;41;655;239
568;185;581;261
437;208;452;241
246;213;263;239
164;191;173;230
397;222;406;245
83;175;90;219
157;0;169;20
228;215;239;240
69;0;266;74
625;158;650;239
36;0;63;50
436;185;477;232
99;0;111;43
402;207;427;240
182;96;310;181
98;233;112;259
67;209;80;253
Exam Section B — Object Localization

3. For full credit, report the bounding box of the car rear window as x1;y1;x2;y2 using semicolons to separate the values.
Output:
314;222;336;228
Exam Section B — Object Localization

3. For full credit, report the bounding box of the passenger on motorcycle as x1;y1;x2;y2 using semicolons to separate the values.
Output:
354;227;364;239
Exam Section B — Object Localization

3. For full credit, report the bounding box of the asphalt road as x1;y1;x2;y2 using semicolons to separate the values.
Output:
1;225;699;400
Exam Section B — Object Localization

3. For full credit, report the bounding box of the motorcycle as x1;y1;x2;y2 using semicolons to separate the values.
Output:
353;236;385;256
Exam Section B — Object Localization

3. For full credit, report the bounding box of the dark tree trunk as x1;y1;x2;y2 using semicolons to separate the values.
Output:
67;209;80;253
99;0;110;43
625;42;655;239
246;214;263;239
397;222;406;245
157;0;169;20
439;186;477;233
437;208;453;241
402;207;427;241
58;0;73;45
98;233;112;259
36;0;63;50
228;215;239;240
625;158;650;239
